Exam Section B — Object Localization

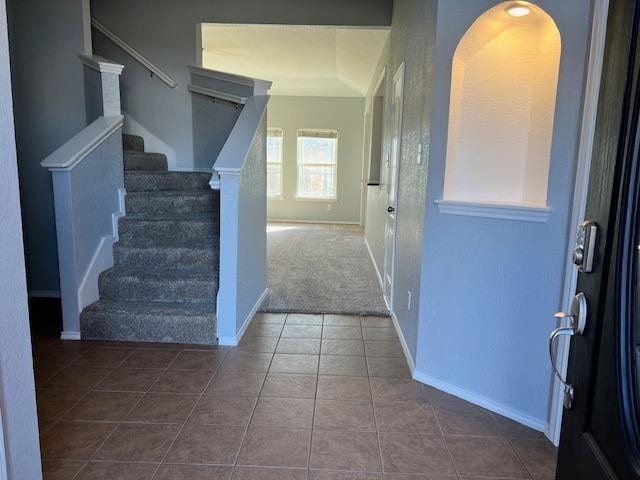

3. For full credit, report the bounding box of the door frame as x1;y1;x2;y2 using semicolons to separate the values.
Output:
383;61;406;308
547;0;610;445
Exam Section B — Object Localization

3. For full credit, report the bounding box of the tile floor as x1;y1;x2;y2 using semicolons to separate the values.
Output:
34;313;557;480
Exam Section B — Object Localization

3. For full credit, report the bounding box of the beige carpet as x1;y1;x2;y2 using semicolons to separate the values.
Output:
262;223;388;315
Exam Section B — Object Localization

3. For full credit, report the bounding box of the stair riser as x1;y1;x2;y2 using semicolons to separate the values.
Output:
123;134;144;153
119;219;219;245
125;172;212;192
114;247;219;271
124;152;168;171
81;311;217;345
126;193;218;216
99;274;217;303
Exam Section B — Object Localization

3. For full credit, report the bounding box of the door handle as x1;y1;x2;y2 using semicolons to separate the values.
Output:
549;292;587;410
387;206;395;213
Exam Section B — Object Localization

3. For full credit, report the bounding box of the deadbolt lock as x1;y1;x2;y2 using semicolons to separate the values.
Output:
573;221;598;273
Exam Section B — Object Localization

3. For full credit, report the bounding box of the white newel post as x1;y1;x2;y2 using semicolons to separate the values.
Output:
79;54;124;118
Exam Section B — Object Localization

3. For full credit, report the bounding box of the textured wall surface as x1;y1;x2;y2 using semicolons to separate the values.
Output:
417;0;592;428
0;0;42;475
91;0;392;172
363;0;438;361
7;0;90;295
267;96;365;224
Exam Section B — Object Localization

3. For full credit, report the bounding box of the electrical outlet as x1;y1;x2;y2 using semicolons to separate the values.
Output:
327;204;332;211
407;291;412;311
417;143;423;165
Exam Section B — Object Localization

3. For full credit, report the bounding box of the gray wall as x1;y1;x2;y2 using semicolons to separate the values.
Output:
416;0;592;427
91;0;392;170
363;0;438;361
8;0;90;295
0;0;42;475
267;96;365;224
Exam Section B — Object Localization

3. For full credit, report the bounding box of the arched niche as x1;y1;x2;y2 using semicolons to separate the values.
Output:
443;1;561;208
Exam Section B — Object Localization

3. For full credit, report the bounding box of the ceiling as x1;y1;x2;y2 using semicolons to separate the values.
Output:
201;24;389;97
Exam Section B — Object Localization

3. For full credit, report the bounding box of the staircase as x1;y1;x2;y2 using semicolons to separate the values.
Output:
80;134;219;345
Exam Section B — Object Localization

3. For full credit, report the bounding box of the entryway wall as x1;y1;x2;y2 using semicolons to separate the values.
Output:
416;0;593;432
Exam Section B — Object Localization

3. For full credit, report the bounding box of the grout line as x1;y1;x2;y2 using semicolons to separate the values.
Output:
432;401;461;479
304;314;323;479
365;313;386;478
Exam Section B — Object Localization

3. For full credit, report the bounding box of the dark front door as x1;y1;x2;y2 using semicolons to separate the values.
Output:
556;1;640;478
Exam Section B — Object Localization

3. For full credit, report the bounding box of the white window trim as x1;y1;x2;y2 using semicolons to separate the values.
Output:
295;129;338;200
267;127;284;198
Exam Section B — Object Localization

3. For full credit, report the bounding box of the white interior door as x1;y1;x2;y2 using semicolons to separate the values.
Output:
383;63;405;306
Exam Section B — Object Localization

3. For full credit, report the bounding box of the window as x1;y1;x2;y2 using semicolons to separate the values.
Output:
267;128;283;197
296;129;338;199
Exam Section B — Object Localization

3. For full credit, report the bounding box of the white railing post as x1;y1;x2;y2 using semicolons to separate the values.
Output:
79;54;124;120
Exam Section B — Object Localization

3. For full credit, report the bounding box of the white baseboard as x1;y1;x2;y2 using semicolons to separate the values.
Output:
29;290;61;298
389;309;416;374
77;235;114;311
364;237;383;290
173;166;214;174
218;288;268;346
112;188;126;241
412;369;546;432
267;219;360;225
60;331;81;341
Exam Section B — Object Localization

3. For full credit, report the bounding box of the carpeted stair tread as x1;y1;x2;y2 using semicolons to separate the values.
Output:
122;134;145;152
125;171;212;192
125;190;218;216
80;299;217;344
113;243;219;270
118;213;219;247
124;151;168;171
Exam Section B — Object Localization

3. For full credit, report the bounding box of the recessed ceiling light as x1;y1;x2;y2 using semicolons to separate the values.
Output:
506;4;531;17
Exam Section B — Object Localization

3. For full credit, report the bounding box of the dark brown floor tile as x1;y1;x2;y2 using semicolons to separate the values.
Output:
432;401;501;436
252;313;286;324
206;372;266;396
375;400;438;434
309;472;381;480
322;339;365;356
40;420;117;460
94;368;163;392
36;388;87;422
154;464;233;480
251;396;314;428
276;338;322;355
244;323;284;338
370;378;421;403
237;336;279;353
126;393;199;423
282;324;323;338
366;357;410;378
493;414;546;440
322;326;363;340
310;429;381;472
122;349;179;369
232;466;307;480
286;313;324;325
237;427;311;468
362;328;398;341
94;423;179;462
36;342;89;366
166;424;245;464
383;476;454;480
324;314;362;327
270;354;319;374
65;391;141;421
319;355;367;376
42;460;86;480
316;375;371;401
219;351;273;373
150;369;214;393
261;373;317;398
379;433;455;476
72;348;133;368
361;316;393;328
44;366;113;390
445;436;529;479
75;462;157;480
364;341;403;358
314;399;375;431
169;350;226;370
189;395;256;426
510;438;558;480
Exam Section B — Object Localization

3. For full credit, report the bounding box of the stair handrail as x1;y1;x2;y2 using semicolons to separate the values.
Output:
91;17;178;89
